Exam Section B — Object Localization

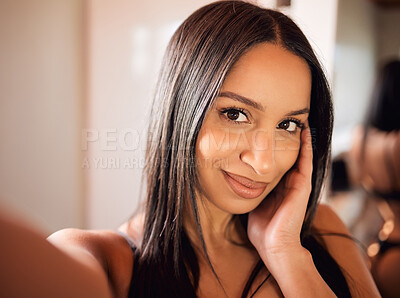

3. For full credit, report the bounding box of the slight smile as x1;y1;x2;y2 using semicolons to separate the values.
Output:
222;170;268;199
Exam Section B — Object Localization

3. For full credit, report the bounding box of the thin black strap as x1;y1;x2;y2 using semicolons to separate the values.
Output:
241;259;263;298
250;273;271;298
241;259;271;298
117;231;137;251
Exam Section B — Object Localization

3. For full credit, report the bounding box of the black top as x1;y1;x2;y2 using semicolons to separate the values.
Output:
118;231;352;298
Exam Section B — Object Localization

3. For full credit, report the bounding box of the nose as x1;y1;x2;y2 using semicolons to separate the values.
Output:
239;130;275;176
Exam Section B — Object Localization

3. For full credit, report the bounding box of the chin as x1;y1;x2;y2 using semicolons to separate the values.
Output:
212;193;267;215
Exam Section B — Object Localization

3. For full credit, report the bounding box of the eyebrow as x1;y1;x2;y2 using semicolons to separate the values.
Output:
285;108;310;116
219;91;265;112
218;91;310;116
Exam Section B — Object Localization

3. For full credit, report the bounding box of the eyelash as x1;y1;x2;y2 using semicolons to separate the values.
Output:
279;117;305;135
218;107;304;134
219;106;249;125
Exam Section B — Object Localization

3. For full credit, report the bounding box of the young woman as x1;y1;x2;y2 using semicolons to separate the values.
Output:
0;1;380;297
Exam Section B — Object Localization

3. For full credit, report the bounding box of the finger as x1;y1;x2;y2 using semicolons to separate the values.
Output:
279;126;313;219
284;125;313;191
297;125;313;180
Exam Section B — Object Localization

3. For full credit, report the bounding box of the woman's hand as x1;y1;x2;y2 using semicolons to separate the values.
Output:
246;126;336;297
247;126;313;266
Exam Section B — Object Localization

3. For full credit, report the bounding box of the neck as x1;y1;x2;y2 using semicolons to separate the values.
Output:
183;194;247;253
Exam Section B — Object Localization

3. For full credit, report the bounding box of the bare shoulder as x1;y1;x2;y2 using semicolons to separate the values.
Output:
312;204;359;261
48;228;134;298
312;204;381;297
313;203;351;235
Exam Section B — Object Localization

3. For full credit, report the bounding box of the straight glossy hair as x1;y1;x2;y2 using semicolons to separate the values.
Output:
131;1;350;297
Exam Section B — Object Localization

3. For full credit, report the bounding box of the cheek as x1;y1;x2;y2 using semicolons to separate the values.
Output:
278;148;300;171
275;130;301;152
195;126;232;198
275;131;301;173
196;127;224;171
196;126;241;168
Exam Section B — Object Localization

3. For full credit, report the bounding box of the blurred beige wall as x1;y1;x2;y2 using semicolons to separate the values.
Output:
333;0;377;131
0;0;84;233
289;0;339;82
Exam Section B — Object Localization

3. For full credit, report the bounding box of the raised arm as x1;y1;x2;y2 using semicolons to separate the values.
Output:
247;127;380;297
247;127;336;297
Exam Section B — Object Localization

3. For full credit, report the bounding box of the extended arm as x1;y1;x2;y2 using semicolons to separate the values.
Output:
0;208;114;298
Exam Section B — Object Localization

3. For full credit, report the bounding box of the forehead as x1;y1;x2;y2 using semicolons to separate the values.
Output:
220;43;311;111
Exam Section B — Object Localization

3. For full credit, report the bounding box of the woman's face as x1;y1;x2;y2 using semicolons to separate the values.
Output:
196;43;311;214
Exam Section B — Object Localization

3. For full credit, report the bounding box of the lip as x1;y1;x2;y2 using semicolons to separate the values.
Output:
222;170;267;199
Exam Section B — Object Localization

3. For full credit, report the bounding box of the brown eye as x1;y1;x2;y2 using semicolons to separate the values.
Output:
227;110;240;120
278;120;299;132
222;108;248;122
279;120;290;129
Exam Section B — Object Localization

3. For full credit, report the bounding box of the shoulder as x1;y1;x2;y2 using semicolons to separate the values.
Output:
312;204;380;297
48;228;134;298
313;203;349;234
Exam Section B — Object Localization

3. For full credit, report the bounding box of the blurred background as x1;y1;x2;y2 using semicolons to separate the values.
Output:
0;0;399;234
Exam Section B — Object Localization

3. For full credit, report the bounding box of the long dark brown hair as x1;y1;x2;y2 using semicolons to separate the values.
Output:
130;1;350;297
